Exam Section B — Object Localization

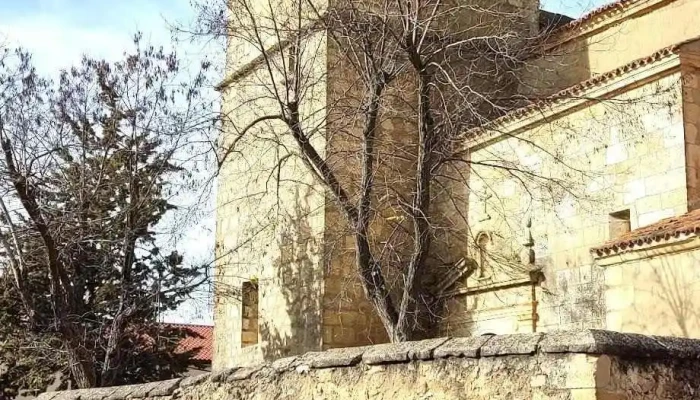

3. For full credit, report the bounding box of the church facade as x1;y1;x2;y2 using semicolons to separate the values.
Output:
214;0;700;369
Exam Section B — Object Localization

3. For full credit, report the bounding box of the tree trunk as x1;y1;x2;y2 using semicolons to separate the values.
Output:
395;68;434;336
62;327;97;388
354;233;409;342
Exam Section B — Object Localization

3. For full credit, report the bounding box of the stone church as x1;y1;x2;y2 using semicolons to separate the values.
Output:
213;0;700;369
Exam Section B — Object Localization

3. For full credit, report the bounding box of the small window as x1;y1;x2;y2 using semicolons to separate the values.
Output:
241;281;259;348
609;209;631;239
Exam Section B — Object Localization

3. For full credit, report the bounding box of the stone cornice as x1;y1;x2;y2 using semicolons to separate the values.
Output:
545;0;677;51
465;47;683;151
215;18;324;91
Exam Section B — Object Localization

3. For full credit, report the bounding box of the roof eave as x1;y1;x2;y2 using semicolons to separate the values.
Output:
591;233;700;265
464;45;684;151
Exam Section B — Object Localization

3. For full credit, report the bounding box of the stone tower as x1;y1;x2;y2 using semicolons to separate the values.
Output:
214;0;540;369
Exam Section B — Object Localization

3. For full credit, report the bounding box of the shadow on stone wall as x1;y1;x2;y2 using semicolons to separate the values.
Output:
257;188;323;361
616;249;700;338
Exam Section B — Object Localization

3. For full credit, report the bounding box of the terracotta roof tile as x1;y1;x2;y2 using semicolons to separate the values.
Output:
163;323;214;362
591;209;700;257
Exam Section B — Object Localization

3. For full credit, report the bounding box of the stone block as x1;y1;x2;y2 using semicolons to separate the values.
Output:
540;329;700;359
623;179;646;204
480;332;543;356
564;354;598;389
103;385;140;400
635;195;661;214
180;373;210;388
300;346;368;368
638;208;674;227
433;335;493;358
125;381;167;398
362;338;449;364
226;364;264;382
145;378;181;397
340;312;368;326
530;374;547;388
241;330;258;344
660;187;686;208
270;356;298;371
211;367;237;383
569;388;598;400
664;122;685;148
605;143;628;165
322;310;340;326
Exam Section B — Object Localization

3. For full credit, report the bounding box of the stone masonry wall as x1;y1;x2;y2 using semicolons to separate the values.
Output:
460;72;685;337
40;330;700;400
215;31;328;368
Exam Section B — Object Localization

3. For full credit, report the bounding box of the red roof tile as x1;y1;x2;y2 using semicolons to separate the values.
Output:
163;323;214;362
591;209;700;257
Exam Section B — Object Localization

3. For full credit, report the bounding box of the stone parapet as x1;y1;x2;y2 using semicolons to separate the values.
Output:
38;330;700;400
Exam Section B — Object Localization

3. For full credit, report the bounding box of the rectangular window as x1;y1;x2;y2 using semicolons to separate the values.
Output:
241;281;259;348
609;209;631;239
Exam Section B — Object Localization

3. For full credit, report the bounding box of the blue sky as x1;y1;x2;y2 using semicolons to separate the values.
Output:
541;0;614;17
0;0;615;75
0;0;616;325
0;0;195;74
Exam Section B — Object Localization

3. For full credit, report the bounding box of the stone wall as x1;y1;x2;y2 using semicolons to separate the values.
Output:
39;330;700;400
215;30;328;368
596;237;700;338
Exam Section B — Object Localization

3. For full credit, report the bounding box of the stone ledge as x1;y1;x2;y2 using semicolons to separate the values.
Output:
362;338;449;364
37;329;700;400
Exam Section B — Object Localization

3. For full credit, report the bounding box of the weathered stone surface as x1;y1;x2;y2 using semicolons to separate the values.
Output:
49;389;85;400
125;381;165;398
433;336;492;358
103;385;138;400
362;338;449;364
78;387;119;400
541;330;700;359
210;367;237;383
226;364;264;382
300;346;368;368
144;378;181;397
270;356;298;371
539;329;602;354
480;333;543;356
39;331;700;399
36;392;58;400
179;373;209;388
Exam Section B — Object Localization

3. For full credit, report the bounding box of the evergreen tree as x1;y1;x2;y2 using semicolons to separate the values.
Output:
0;35;214;393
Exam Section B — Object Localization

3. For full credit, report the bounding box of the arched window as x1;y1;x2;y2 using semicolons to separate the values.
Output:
475;231;491;279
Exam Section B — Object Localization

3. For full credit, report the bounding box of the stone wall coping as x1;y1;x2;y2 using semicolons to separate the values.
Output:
37;329;700;400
